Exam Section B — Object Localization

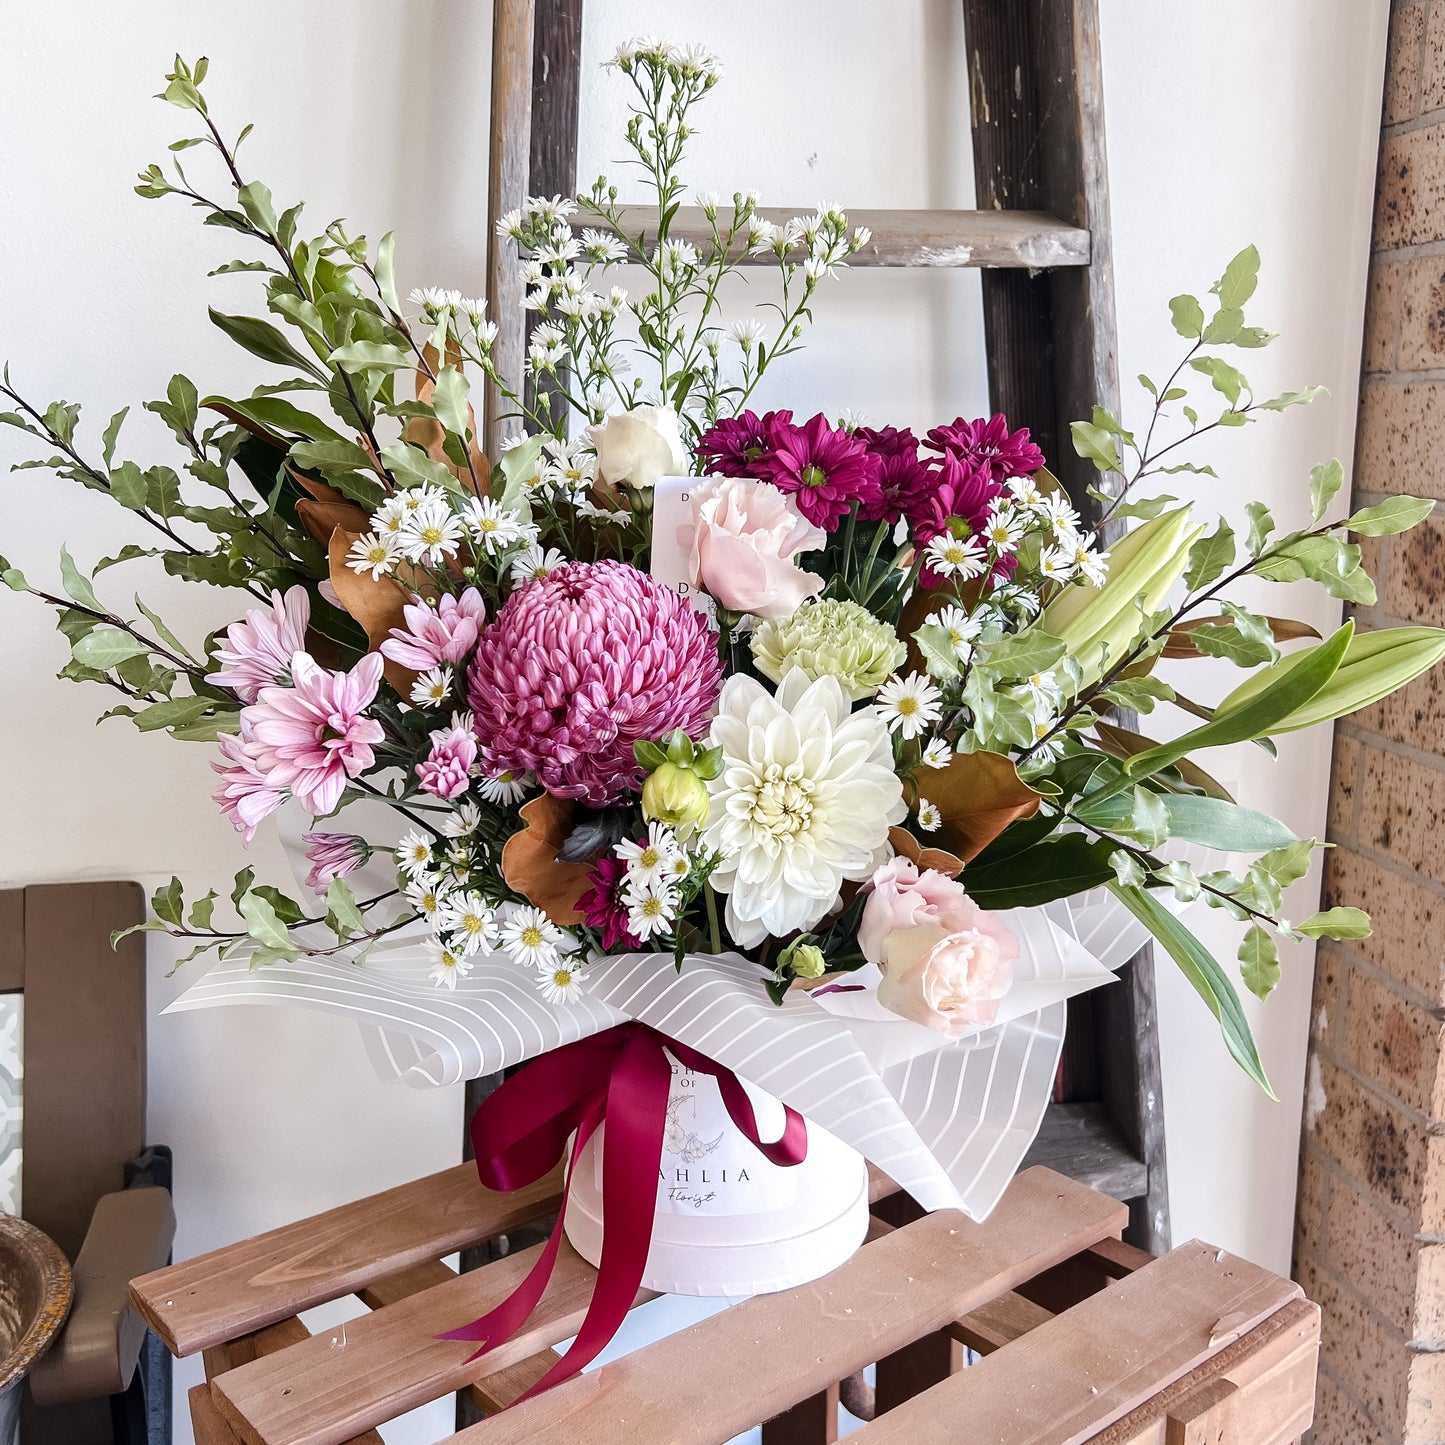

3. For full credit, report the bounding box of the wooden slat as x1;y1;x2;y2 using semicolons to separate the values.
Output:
850;1242;1303;1444
438;1168;1126;1445
483;0;535;453
952;1289;1053;1354
0;888;23;992
1022;1101;1147;1202
212;1229;661;1445
576;206;1089;270
1091;1297;1319;1445
357;1259;456;1311
761;1382;840;1445
131;1161;563;1357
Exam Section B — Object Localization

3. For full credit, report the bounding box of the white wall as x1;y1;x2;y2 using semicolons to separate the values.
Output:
0;3;1384;1439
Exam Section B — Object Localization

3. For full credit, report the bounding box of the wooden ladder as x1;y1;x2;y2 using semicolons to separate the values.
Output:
477;0;1168;1257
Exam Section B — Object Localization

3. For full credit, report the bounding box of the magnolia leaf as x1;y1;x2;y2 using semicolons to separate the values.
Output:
1184;520;1236;591
72;627;150;670
325;526;427;695
59;545;101;611
915;750;1044;864
1162;614;1320;659
978;629;1066;680
1091;720;1236;802
1296;906;1371;940
500;794;594;924
209;308;324;376
1309;459;1345;522
957;833;1117;910
886;826;964;879
1239;924;1281;1001
1344;494;1435;536
1157;795;1297;852
1169;293;1205;338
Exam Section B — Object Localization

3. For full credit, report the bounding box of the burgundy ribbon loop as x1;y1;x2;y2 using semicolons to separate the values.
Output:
437;1021;807;1404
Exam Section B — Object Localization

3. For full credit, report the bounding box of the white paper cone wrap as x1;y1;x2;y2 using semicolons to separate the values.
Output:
166;817;1144;1220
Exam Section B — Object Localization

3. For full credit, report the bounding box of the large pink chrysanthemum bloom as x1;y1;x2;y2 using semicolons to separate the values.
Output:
467;560;723;806
381;589;487;671
207;586;310;703
245;652;386;816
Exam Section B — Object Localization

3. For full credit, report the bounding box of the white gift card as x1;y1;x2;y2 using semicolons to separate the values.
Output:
650;475;716;624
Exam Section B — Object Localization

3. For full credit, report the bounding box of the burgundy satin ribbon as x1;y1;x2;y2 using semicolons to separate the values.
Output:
437;1021;808;1403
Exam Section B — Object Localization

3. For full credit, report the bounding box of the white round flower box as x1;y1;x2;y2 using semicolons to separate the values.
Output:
564;1051;871;1296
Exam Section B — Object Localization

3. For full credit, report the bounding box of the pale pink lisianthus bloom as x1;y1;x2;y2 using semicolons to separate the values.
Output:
211;724;286;844
301;831;369;893
207;586;310;703
679;475;825;620
415;724;479;800
245;653;386;816
858;857;1002;966
381;590;486;671
875;921;1017;1038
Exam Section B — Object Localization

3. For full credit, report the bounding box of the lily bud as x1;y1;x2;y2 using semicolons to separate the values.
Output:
641;761;710;832
1217;625;1445;733
1038;508;1205;685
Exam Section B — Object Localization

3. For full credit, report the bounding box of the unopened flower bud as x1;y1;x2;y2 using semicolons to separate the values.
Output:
784;941;827;979
641;761;710;831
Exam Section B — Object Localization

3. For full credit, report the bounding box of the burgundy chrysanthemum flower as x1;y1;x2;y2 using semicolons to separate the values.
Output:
759;412;883;530
909;454;1010;589
576;853;641;950
694;409;792;477
853;426;935;525
467;560;724;806
923;414;1044;482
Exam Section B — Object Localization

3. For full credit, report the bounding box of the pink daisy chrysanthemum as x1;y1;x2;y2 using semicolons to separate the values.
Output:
758;412;883;530
467;561;723;806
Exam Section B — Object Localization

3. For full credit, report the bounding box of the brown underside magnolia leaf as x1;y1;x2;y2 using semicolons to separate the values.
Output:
501;794;594;925
406;351;490;493
914;750;1044;863
287;462;352;506
295;496;372;548
325;526;433;694
1162;615;1323;659
1092;719;1236;802
887;825;964;879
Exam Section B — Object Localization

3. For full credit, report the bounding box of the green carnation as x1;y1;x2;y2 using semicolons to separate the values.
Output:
751;599;906;701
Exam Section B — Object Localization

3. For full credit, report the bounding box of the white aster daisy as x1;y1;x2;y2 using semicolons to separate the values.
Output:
478;769;531;804
616;822;681;888
410;666;454;709
536;960;586;1005
395;830;434;878
464;496;533;555
624;880;677;941
1068;531;1110;586
1006;475;1047;509
924;532;988;581
919;738;952;770
1038;544;1077;583
933;604;983;662
441;800;483;838
916;799;943;832
876;673;944;740
509;544;567;586
703;670;906;948
405;874;448;921
981;505;1025;554
345;531;400;580
438;890;499;955
399;500;464;566
428;939;472;989
498;904;567;967
1042;493;1081;537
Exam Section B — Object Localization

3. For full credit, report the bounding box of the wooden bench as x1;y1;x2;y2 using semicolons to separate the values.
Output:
130;1164;1318;1444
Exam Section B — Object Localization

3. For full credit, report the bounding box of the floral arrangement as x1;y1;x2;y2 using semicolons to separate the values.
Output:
5;38;1445;1115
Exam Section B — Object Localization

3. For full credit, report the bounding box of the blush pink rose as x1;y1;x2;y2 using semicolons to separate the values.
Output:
875;921;1017;1038
680;475;825;620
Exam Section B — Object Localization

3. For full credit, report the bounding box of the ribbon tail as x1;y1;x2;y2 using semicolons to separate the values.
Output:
512;1029;673;1403
670;1039;809;1168
437;1091;606;1359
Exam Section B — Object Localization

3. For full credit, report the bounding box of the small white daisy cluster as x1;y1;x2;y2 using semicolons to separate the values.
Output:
344;484;540;582
923;480;1109;594
394;821;585;1002
407;288;499;352
613;822;694;941
605;37;724;86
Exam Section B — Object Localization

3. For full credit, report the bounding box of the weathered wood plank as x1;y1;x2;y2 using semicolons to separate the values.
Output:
761;1382;840;1445
0;889;23;992
848;1243;1303;1444
437;1169;1126;1445
131;1161;563;1357
1022;1101;1148;1202
575;206;1088;269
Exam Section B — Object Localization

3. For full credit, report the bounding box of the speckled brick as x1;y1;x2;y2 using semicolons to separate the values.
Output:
1312;944;1348;1055
1321;846;1445;1005
1312;1370;1389;1445
1345;969;1444;1117
1330;734;1362;841
1420;1134;1445;1232
1354;664;1445;757
1386;516;1445;625
1376;125;1445;250
1329;1176;1422;1334
1308;1055;1427;1221
1405;1349;1445;1441
1415;1245;1445;1342
1296;1147;1331;1272
1299;1255;1410;1435
1425;0;1445;113
1388;1;1426;124
1399;256;1445;369
1366;260;1405;372
1357;382;1445;500
1358;746;1445;884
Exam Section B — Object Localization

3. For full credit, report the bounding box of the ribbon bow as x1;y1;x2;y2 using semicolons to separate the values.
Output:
438;1021;808;1402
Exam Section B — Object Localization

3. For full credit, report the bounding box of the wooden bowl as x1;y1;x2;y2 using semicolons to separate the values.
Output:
0;1214;72;1393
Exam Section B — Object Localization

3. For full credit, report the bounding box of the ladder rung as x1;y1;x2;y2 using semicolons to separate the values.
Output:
573;207;1089;270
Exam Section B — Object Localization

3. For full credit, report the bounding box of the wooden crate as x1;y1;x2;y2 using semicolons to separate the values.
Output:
130;1165;1317;1444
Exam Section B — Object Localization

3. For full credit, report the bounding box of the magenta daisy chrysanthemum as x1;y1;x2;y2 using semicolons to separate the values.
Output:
923;413;1044;482
854;425;935;525
758;412;883;530
693;409;790;477
908;454;1010;590
576;853;641;950
466;560;723;806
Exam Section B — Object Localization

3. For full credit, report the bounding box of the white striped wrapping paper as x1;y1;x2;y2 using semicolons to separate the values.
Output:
165;878;1155;1219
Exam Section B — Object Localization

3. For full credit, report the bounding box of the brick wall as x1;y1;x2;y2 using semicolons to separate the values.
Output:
1295;4;1445;1442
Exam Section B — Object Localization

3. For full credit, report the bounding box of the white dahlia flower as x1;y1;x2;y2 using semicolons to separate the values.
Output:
703;669;906;947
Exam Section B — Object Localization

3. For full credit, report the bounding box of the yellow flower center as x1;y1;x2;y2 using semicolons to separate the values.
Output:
638;895;665;918
477;516;498;533
638;846;660;869
366;544;389;564
460;912;485;934
896;696;919;716
553;968;574;987
420;892;438;913
520;926;544;949
418;524;444;546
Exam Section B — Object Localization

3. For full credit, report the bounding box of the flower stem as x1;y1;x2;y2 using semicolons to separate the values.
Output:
704;881;722;955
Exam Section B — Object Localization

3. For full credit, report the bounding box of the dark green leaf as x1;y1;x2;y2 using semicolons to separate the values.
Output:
959;834;1118;910
209;308;325;376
